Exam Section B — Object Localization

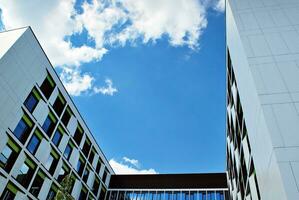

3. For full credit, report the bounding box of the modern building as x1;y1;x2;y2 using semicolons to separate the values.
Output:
108;173;228;200
0;27;114;200
0;27;228;200
226;0;299;199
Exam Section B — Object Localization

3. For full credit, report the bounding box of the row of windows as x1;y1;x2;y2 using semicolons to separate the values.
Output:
226;51;261;200
0;72;111;199
23;73;110;180
107;190;228;200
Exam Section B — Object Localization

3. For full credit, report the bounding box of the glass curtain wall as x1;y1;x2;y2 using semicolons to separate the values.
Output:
106;190;229;200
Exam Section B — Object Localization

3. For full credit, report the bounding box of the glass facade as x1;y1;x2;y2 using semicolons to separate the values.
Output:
106;190;228;200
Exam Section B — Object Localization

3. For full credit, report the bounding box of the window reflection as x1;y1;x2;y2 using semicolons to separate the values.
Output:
107;190;228;200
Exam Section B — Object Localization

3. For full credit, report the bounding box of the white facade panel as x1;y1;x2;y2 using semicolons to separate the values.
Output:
227;0;299;198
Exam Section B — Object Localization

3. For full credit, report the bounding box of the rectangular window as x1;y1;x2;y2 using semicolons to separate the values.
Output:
82;137;91;157
102;168;108;183
73;124;83;146
24;87;41;113
68;173;77;194
13;114;33;144
53;92;66;116
79;187;88;200
88;148;95;164
40;73;55;99
57;163;69;183
76;155;85;176
0;182;18;200
61;107;72;127
52;126;64;147
99;187;107;200
30;170;46;197
46;184;58;200
16;157;36;189
92;177;100;196
83;166;90;183
42;112;57;137
0;137;20;173
96;160;102;174
27;129;43;155
63;141;74;160
45;150;59;175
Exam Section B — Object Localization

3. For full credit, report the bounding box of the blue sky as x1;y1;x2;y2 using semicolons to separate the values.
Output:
0;0;225;174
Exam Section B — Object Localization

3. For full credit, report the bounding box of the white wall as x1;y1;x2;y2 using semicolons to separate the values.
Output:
227;0;299;199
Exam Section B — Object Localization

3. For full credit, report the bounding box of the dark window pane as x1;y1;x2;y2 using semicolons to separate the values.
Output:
0;184;17;200
99;187;106;200
63;144;72;160
53;94;65;116
88;150;95;164
96;161;102;174
30;172;45;197
27;135;41;155
40;75;55;99
14;117;32;144
57;166;68;183
82;138;91;157
24;92;38;113
16;160;36;188
102;169;108;183
83;168;90;182
52;129;62;146
46;187;57;200
45;153;59;175
61;108;72;127
79;188;88;200
76;158;85;176
73;126;83;146
42;114;56;137
92;179;100;195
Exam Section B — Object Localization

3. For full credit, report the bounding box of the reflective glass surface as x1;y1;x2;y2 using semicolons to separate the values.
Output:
52;130;62;146
25;93;38;112
27;135;40;155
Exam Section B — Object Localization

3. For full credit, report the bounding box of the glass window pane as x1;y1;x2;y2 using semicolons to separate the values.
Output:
25;93;38;112
63;144;72;160
0;146;12;164
52;130;62;146
14;119;29;143
27;135;41;155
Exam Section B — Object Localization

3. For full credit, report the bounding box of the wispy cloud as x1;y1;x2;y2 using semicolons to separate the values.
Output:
93;78;118;96
214;0;225;12
123;156;139;168
0;0;214;96
109;157;157;174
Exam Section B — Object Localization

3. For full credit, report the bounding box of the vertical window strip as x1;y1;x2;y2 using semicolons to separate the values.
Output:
46;74;55;88
32;88;41;101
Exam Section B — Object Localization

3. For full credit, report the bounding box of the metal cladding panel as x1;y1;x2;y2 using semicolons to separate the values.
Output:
109;173;228;189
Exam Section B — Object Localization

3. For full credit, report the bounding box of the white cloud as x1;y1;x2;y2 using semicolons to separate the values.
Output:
214;0;225;12
59;67;94;96
109;158;157;174
0;0;209;95
123;156;139;168
93;78;118;96
109;0;207;48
